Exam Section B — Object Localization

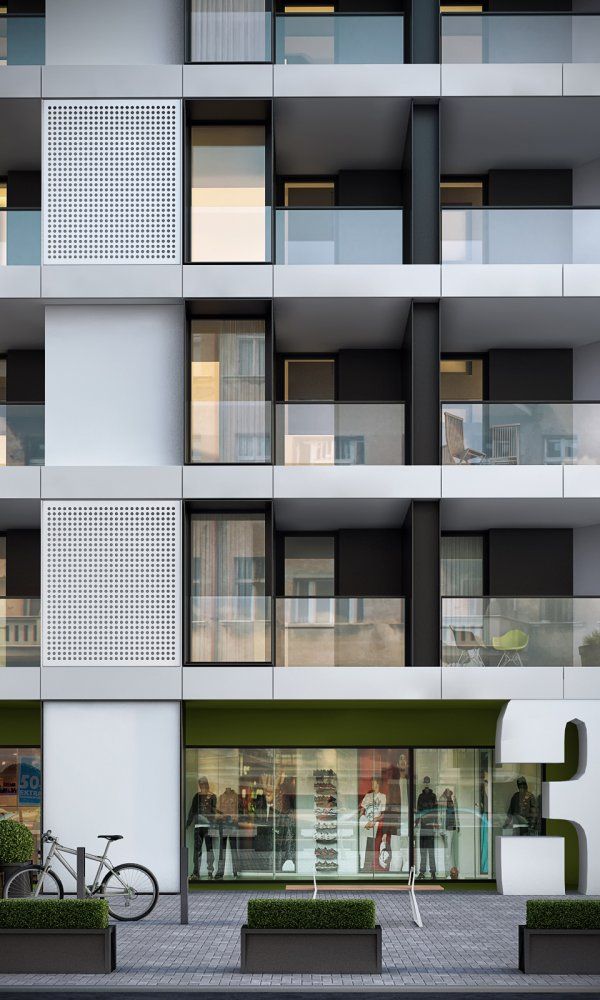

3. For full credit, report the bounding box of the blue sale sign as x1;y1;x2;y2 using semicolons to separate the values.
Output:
18;757;41;806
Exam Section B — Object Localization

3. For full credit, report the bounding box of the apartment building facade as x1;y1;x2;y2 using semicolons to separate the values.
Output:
0;0;599;896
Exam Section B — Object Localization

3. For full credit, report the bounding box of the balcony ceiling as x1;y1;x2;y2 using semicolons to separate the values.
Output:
0;499;40;530
0;301;44;351
0;100;40;174
274;498;410;531
442;298;600;351
442;498;600;530
274;297;410;352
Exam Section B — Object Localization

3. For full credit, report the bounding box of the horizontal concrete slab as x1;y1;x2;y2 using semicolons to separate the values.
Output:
184;63;273;98
183;264;273;299
441;666;564;701
0;668;40;700
42;466;183;499
275;264;440;299
183;465;273;499
564;465;600;499
275;465;440;499
0;467;41;499
42;265;183;298
442;464;564;499
564;667;600;699
0;65;41;98
441;63;562;97
183;666;273;700
441;265;563;298
563;264;600;297
274;63;439;99
42;64;183;98
563;63;600;96
0;266;41;298
274;667;441;700
41;667;182;700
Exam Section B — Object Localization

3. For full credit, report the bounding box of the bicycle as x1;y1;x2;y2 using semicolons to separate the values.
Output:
3;830;159;921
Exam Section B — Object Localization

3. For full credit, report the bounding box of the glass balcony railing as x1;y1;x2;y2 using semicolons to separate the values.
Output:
189;3;271;62
190;401;271;464
276;209;403;265
276;402;405;466
441;208;600;266
441;14;600;65
275;14;404;65
0;16;45;65
0;404;44;467
0;598;40;667
189;596;271;664
442;596;600;668
276;597;405;667
0;211;41;266
441;402;600;467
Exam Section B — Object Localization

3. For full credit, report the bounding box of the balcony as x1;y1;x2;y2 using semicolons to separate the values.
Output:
0;210;41;266
275;596;405;668
441;14;600;66
442;596;600;668
0;404;44;467
0;15;44;66
275;208;403;265
276;402;404;466
442;403;600;467
0;597;40;667
189;401;271;465
189;596;271;664
275;14;404;65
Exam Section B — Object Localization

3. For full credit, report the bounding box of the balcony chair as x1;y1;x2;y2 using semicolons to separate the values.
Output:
491;628;529;666
444;411;486;465
449;626;488;666
490;423;520;465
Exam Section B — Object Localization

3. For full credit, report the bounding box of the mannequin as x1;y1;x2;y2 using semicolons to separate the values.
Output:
275;772;296;872
186;776;216;879
215;786;240;879
359;777;386;873
379;765;402;872
416;776;438;879
439;787;460;879
504;776;538;836
479;773;489;874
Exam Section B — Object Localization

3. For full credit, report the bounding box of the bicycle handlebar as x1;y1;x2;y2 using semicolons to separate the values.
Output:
41;830;57;843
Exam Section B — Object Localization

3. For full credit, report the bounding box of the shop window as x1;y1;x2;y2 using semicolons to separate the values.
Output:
0;747;41;857
441;357;484;402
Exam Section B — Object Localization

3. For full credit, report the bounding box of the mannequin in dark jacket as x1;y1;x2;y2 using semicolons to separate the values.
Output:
186;777;217;878
416;777;438;879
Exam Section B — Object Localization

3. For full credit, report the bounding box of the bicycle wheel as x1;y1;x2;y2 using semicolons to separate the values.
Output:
4;865;64;900
100;863;158;921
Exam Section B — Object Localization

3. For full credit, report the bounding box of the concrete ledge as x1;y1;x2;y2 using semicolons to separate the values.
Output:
442;464;563;499
441;63;562;97
563;464;600;498
274;64;439;98
564;668;600;699
0;668;40;700
273;667;440;700
184;63;272;98
42;265;182;298
0;65;41;97
0;466;41;499
564;264;600;297
183;465;273;499
441;666;564;701
563;63;600;96
42;64;183;98
41;666;182;699
42;466;183;499
183;666;273;700
275;465;440;499
275;264;440;299
441;264;563;298
183;264;273;299
0;267;41;298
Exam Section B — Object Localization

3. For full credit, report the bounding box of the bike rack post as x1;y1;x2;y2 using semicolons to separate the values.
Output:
76;847;86;900
180;844;188;925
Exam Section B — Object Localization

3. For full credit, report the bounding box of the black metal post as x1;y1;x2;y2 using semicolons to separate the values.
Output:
76;847;86;899
180;844;189;925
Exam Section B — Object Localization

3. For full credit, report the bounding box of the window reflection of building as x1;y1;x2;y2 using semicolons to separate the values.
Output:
0;747;41;856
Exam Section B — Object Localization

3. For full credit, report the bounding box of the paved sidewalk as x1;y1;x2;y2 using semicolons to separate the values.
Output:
1;891;600;990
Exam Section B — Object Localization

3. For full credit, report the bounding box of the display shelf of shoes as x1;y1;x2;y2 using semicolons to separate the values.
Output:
314;768;338;874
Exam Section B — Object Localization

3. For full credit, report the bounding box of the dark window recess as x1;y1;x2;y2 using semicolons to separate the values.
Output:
487;170;573;208
488;529;573;598
487;350;573;403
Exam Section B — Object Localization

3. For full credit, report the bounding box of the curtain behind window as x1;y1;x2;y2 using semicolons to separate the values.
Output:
191;0;269;63
441;535;483;597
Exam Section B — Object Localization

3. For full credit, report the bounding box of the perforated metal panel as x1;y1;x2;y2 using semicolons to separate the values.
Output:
42;502;181;667
43;100;181;265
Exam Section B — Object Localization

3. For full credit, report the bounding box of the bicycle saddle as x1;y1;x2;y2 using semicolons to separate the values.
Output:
98;834;123;842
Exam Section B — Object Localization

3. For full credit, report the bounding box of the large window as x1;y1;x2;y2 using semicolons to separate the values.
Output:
190;125;268;263
0;747;41;856
185;746;541;881
189;513;270;663
189;319;269;464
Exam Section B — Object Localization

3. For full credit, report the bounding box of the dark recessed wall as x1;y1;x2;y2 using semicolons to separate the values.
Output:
487;349;573;402
488;0;571;10
5;530;40;598
337;171;403;208
488;170;573;207
338;529;403;596
6;351;45;404
337;350;403;402
6;172;41;210
489;529;573;597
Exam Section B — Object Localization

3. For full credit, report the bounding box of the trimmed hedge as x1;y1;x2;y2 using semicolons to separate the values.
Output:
247;899;376;930
527;900;600;931
0;899;109;930
0;821;34;865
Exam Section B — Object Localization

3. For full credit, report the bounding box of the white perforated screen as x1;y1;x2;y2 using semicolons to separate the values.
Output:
42;502;181;667
43;100;181;265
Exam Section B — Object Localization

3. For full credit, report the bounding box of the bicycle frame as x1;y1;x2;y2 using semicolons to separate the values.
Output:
39;838;130;897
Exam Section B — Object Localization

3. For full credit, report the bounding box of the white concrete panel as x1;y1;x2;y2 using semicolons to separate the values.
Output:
442;465;563;499
0;66;41;98
45;305;184;466
41;667;182;700
275;265;440;299
441;265;563;298
441;64;562;97
183;465;273;500
0;267;41;299
274;667;441;700
442;667;564;701
42;466;183;500
0;668;40;700
275;466;440;500
564;669;600;699
183;667;273;701
184;64;273;98
564;63;600;96
0;467;41;499
565;465;600;499
183;264;273;299
42;65;183;98
42;265;182;299
43;702;180;891
564;264;600;297
496;837;565;896
274;64;440;99
46;0;184;65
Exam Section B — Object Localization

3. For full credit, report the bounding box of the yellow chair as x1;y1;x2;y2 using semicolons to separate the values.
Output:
492;628;528;666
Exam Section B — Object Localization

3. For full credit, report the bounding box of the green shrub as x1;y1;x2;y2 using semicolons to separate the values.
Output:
527;899;600;930
247;899;376;930
0;899;109;930
0;821;34;865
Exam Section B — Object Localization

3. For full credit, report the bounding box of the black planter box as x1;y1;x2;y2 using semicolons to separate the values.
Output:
241;925;382;973
0;926;116;974
519;924;600;974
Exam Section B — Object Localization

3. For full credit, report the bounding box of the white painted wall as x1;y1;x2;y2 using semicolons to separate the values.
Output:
574;525;600;594
43;701;181;892
45;0;184;66
573;340;600;400
45;305;184;466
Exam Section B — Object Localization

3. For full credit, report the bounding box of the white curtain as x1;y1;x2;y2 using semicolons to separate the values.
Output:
441;535;483;597
191;0;269;63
